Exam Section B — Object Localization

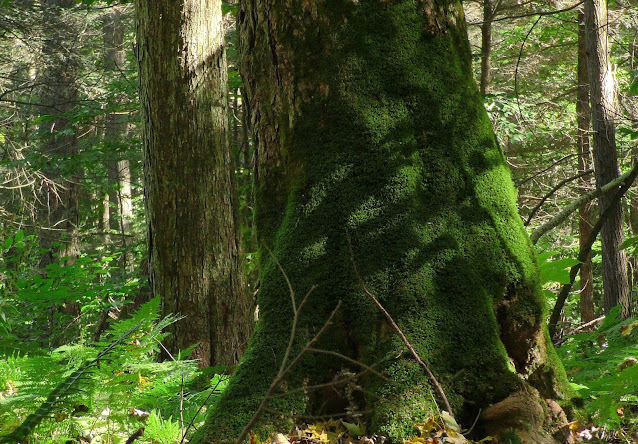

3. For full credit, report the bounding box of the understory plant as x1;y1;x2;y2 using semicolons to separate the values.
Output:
558;305;638;440
0;297;228;443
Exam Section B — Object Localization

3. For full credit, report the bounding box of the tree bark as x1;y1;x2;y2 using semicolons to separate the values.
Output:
480;0;493;95
37;0;81;267
193;2;572;443
577;9;596;324
585;0;631;317
103;7;135;275
136;0;252;367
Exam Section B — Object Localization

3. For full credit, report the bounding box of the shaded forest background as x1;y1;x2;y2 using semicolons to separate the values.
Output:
0;0;637;442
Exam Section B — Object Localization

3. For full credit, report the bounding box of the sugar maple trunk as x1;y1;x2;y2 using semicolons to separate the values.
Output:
194;1;573;442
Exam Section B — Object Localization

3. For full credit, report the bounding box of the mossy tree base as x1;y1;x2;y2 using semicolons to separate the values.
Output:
192;1;573;443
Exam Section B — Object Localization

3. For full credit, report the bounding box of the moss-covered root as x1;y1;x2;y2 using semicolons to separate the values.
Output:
481;386;574;444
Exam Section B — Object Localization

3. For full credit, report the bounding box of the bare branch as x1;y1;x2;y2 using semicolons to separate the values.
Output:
524;169;593;226
548;162;638;338
530;163;638;244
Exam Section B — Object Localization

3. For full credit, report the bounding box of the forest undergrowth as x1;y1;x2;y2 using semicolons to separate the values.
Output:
1;230;638;443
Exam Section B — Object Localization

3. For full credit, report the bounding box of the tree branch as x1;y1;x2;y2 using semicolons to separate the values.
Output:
530;163;638;244
347;235;454;418
469;1;583;25
524;169;593;226
548;162;638;338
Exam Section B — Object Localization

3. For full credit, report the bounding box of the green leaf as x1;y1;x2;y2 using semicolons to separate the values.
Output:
620;236;638;250
539;257;579;284
39;279;54;292
3;237;13;250
342;421;366;436
14;230;24;243
569;382;589;392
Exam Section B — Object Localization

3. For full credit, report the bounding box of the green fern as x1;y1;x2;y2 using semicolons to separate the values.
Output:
0;320;144;443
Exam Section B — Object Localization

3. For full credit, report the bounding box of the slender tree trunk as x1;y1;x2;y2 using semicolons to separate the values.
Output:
103;7;135;274
577;10;596;323
136;0;252;367
480;0;493;95
585;0;631;317
38;0;80;267
193;1;572;442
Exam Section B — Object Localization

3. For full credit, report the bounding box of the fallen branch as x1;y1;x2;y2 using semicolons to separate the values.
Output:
347;235;454;418
548;163;638;338
531;163;638;244
553;315;605;346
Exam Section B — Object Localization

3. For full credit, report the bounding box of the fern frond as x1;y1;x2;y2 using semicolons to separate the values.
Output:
0;320;143;443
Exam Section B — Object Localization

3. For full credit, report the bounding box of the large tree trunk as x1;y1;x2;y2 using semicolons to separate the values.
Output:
585;0;631;317
136;0;252;367
577;10;596;324
37;0;81;267
193;1;572;443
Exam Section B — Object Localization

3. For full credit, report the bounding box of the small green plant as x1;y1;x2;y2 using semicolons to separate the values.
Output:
558;306;638;434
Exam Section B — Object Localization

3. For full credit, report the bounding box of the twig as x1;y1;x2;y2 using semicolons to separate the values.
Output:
306;348;389;381
553;316;605;346
125;427;145;444
517;153;580;187
180;376;230;444
234;247;340;444
462;408;482;436
469;1;583;25
346;235;454;418
524;169;594;226
515;16;542;123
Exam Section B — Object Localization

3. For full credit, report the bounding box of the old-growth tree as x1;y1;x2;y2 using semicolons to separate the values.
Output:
194;1;572;443
136;0;252;366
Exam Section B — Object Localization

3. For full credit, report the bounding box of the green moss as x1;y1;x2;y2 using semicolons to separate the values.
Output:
194;0;571;442
501;429;524;444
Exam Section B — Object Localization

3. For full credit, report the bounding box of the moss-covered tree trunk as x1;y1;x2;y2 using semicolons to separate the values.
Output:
136;0;252;367
194;1;572;442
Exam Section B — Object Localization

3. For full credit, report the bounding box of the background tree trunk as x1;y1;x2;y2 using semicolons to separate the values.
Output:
585;0;631;317
103;7;135;275
136;0;252;367
193;1;572;442
37;0;81;267
480;0;493;95
577;10;596;324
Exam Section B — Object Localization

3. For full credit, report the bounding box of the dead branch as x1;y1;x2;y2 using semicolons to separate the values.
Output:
524;169;593;226
234;247;341;444
548;162;638;338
